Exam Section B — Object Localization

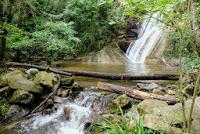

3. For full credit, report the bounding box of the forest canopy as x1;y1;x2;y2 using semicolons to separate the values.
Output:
0;0;200;66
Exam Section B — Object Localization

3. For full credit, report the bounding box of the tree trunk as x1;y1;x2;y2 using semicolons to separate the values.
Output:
97;82;178;104
188;0;200;54
0;30;6;60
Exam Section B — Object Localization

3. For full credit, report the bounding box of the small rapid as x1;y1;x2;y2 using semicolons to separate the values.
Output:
13;91;101;134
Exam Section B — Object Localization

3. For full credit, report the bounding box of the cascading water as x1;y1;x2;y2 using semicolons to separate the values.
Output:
10;91;101;134
126;14;167;64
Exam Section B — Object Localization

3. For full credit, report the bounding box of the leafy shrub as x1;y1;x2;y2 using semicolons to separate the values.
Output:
3;21;80;60
89;107;164;134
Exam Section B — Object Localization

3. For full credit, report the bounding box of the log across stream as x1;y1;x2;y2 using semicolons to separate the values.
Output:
6;62;179;80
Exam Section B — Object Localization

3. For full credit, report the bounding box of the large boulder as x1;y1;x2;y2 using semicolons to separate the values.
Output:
10;89;34;105
1;70;43;94
137;99;168;115
143;97;200;134
34;71;57;88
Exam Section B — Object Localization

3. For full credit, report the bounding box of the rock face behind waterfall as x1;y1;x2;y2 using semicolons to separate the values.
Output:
80;45;130;64
126;14;168;63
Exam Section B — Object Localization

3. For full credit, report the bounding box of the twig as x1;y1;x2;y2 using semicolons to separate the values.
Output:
187;72;200;133
31;75;61;114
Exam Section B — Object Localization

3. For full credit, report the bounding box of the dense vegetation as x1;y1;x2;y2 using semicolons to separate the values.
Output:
0;0;200;134
0;0;129;60
0;0;200;64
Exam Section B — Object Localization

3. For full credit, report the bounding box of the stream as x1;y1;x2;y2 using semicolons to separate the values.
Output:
0;15;178;134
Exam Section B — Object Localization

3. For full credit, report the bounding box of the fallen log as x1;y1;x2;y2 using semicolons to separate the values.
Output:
97;82;178;104
6;62;72;76
60;69;179;80
6;62;179;80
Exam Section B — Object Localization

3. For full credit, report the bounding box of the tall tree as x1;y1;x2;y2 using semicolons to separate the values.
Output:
0;0;14;60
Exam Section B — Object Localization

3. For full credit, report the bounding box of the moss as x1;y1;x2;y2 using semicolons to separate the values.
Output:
0;100;10;116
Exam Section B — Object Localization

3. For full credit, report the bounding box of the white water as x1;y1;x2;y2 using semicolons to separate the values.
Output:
18;91;101;134
126;14;167;63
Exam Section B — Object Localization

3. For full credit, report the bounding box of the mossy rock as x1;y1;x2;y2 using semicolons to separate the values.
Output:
143;97;200;134
112;94;132;108
10;90;34;105
34;71;58;88
4;105;29;122
137;99;168;115
1;70;43;94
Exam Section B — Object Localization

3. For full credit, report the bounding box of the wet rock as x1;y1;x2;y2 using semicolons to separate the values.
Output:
71;82;83;91
60;77;74;86
4;105;29;121
61;89;71;97
53;96;66;103
152;88;165;95
43;98;54;110
1;70;43;94
92;93;118;113
125;106;140;121
25;68;39;77
63;106;71;120
10;90;34;105
137;99;168;115
143;97;200;134
112;94;131;108
118;39;135;53
42;109;52;115
34;71;57;88
137;83;159;91
145;57;165;65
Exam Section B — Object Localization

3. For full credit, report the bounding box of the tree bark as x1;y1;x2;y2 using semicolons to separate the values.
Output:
0;30;6;60
97;82;178;104
6;62;179;80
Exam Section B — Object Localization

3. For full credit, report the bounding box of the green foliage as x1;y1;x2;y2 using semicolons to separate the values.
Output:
0;99;9;116
3;21;79;59
1;0;129;60
184;54;200;69
89;107;164;134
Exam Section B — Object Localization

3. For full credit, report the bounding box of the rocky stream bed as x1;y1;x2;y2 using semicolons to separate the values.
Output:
0;68;200;134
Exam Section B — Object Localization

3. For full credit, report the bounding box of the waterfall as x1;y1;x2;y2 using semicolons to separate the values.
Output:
126;14;167;64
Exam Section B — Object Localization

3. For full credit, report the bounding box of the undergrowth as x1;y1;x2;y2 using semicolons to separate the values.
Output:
89;107;165;134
